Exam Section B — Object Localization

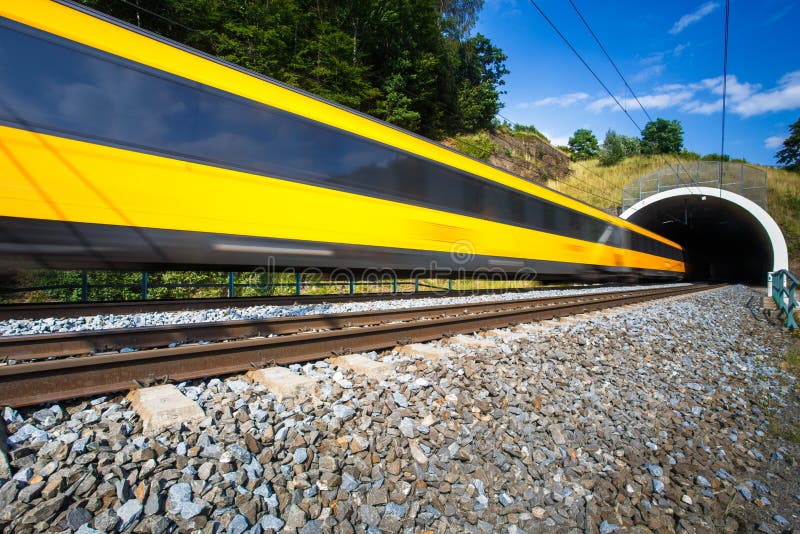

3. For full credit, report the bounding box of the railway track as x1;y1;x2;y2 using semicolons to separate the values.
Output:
0;284;595;321
0;284;722;407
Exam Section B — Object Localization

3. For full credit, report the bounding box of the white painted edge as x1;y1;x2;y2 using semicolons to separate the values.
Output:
620;186;789;273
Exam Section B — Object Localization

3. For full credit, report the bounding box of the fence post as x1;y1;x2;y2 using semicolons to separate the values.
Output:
414;277;419;293
449;278;453;291
392;275;397;294
81;271;88;302
767;271;772;297
141;272;148;300
228;272;235;298
349;275;355;295
295;272;301;296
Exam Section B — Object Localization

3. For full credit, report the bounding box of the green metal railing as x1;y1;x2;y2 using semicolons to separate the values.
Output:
769;269;798;329
0;270;508;304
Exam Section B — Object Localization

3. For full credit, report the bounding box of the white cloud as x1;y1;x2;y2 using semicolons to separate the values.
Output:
731;70;800;117
522;92;589;108
763;2;794;25
587;91;694;113
586;71;800;119
631;64;665;83
673;43;689;56
765;135;787;150
670;2;720;34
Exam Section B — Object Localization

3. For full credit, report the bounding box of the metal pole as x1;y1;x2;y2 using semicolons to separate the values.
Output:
392;276;397;294
295;272;301;296
141;272;148;300
228;272;235;298
81;271;88;302
414;277;419;293
349;275;354;295
449;278;453;291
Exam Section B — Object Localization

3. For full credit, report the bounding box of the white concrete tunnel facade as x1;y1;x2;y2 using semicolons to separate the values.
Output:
620;186;788;272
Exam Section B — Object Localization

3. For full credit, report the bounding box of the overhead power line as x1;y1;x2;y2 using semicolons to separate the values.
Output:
567;0;653;124
539;0;700;195
719;0;731;183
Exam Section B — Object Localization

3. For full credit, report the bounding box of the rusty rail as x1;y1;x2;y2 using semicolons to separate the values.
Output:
0;284;721;406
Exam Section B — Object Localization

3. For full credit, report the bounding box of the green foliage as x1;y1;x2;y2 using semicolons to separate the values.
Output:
701;153;731;162
776;117;800;172
510;123;549;142
78;0;507;138
680;149;701;161
641;118;684;154
567;129;599;161
598;130;639;166
453;132;495;159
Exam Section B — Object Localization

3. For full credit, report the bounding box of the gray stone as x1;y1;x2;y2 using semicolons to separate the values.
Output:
549;424;566;445
283;504;306;530
76;525;104;534
736;485;752;500
117;499;143;531
166;482;192;514
599;520;620;534
63;508;93;530
647;464;664;477
332;405;355;420
180;501;206;520
227;514;249;534
341;473;360;492
260;514;285;531
293;447;308;464
392;392;408;408
94;509;118;531
398;418;415;438
358;504;381;527
695;475;711;487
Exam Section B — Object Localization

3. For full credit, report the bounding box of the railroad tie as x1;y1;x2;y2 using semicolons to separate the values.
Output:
126;384;205;434
448;334;496;349
329;353;394;380
393;343;455;361
246;366;320;402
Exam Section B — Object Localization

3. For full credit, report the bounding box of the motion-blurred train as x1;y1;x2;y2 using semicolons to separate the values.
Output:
0;1;684;281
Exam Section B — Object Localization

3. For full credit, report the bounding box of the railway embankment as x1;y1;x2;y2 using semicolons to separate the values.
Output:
0;285;797;532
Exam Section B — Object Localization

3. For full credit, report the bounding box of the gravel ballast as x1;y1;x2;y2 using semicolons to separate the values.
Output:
1;284;798;533
0;283;689;336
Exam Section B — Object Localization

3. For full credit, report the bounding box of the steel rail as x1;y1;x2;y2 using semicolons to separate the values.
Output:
0;286;690;361
0;284;592;321
0;284;721;406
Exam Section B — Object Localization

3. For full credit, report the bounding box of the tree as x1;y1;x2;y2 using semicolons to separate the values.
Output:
598;130;641;166
640;118;684;154
567;129;599;160
776;118;800;172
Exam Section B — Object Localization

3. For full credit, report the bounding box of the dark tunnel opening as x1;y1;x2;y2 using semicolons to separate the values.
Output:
625;194;773;284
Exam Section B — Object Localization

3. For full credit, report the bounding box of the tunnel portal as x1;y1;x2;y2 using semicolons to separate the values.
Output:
621;186;788;284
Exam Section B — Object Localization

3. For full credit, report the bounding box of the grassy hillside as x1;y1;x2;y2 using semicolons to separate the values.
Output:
549;155;800;270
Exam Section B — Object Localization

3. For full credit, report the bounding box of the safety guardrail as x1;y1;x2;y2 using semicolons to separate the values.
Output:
769;269;798;329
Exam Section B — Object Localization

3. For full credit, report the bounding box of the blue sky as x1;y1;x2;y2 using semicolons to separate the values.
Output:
475;0;800;164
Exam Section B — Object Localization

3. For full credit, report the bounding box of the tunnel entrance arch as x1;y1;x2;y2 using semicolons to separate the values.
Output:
620;186;788;283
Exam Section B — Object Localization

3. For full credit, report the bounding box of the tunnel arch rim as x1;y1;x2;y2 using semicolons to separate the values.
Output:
619;186;788;272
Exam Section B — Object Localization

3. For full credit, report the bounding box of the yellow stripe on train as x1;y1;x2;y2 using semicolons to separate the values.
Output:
0;125;684;272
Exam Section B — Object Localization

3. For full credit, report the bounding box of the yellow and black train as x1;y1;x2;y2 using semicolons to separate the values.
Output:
0;1;684;281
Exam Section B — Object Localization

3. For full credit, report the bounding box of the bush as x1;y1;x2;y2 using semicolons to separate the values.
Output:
701;153;731;162
598;130;639;166
453;132;496;159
